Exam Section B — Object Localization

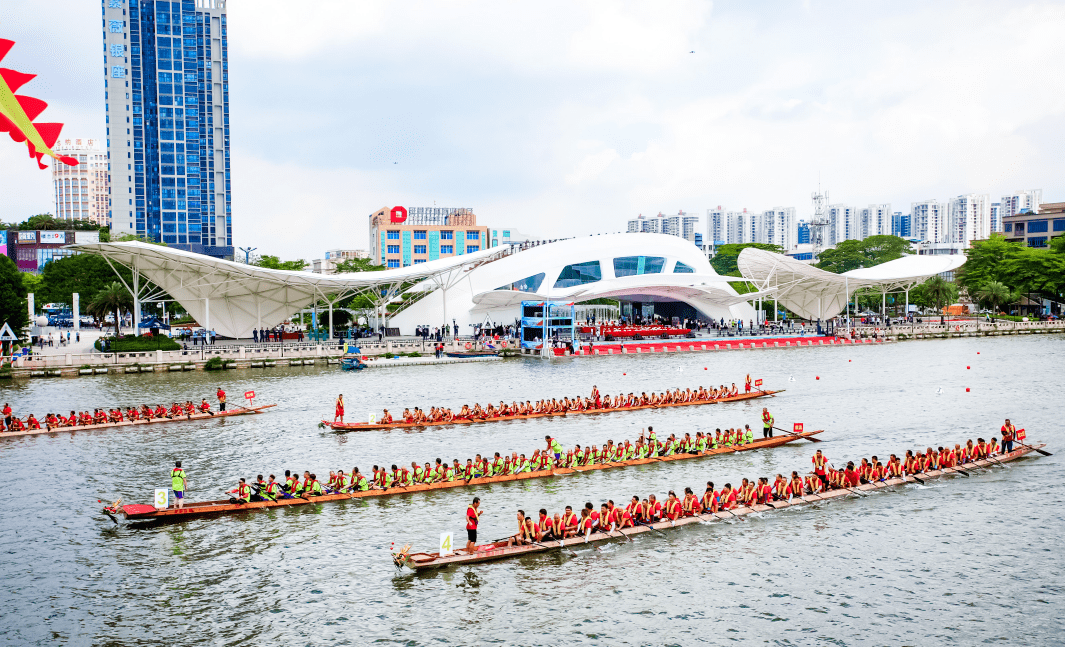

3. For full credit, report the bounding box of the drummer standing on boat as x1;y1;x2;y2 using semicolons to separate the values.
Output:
216;387;226;412
335;394;345;423
171;461;187;509
465;497;482;554
762;407;774;438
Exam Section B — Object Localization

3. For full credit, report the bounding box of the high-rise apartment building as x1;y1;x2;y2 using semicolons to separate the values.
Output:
858;204;891;239
797;221;810;245
102;0;234;259
948;194;991;246
52;138;110;226
911;200;949;243
626;211;699;243
763;207;797;250
827;205;859;245
1000;190;1042;221
891;212;911;238
990;202;1002;233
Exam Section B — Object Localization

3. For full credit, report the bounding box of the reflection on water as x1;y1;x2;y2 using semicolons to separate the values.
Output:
0;335;1063;645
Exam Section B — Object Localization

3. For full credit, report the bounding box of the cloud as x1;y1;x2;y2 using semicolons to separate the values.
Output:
0;0;1063;258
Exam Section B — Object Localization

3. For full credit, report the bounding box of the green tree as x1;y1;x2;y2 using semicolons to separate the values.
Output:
87;281;133;335
957;234;1020;294
914;275;958;312
710;243;783;277
254;255;308;271
335;257;385;273
325;309;352;330
815;235;911;274
6;214;106;232
975;281;1013;313
0;255;30;333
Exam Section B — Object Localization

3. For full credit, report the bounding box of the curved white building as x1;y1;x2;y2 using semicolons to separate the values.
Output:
71;234;758;337
391;233;757;333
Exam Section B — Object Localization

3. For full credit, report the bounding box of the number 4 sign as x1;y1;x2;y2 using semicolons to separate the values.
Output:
440;532;453;556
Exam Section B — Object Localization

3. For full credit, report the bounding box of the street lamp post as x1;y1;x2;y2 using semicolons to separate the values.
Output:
238;246;257;265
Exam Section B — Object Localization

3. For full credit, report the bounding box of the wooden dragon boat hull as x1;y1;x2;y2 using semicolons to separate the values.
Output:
2;404;277;440
397;443;1048;570
110;428;823;523
322;389;783;432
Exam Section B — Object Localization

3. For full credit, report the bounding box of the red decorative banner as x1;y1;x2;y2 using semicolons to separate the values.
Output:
793;423;803;433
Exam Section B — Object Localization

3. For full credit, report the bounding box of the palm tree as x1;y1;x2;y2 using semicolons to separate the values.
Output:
88;282;133;335
923;275;958;313
976;281;1011;315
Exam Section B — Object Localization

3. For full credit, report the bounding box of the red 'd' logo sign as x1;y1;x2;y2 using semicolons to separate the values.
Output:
793;423;803;433
390;206;408;223
244;390;255;399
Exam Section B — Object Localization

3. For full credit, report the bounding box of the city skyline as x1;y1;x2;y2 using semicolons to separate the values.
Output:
1;1;1064;259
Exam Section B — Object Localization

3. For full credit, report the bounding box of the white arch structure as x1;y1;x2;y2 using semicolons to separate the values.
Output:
68;241;505;338
736;247;967;321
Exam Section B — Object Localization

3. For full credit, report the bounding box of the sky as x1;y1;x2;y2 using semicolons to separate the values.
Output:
2;0;1064;260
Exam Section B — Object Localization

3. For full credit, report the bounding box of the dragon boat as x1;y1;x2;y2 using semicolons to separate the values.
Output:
103;427;822;524
321;388;783;432
2;404;276;440
393;442;1048;571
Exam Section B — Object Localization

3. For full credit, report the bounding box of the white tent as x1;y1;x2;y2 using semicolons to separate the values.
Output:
67;241;505;338
736;247;966;320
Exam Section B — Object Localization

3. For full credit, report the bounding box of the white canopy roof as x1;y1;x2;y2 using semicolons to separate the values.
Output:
471;274;775;310
68;241;504;337
736;247;966;320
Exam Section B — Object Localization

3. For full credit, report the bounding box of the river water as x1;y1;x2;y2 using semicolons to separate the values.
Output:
0;335;1062;646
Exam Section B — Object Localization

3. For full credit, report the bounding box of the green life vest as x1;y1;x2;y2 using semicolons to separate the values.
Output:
171;468;186;492
518;460;531;473
744;430;753;444
264;482;279;501
356;476;368;491
309;480;323;495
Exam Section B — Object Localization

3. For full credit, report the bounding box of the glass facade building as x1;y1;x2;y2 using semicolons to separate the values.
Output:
102;0;233;259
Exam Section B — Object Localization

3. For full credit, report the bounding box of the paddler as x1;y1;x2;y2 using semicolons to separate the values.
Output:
762;407;774;438
745;374;752;393
283;470;298;495
465;497;483;554
507;510;529;547
227;478;252;504
305;473;324;496
199;399;211;413
26;414;40;430
171;460;187;509
252;474;269;500
216;386;226;412
263;475;281;501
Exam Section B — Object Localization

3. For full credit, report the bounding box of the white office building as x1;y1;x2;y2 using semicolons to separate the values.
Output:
911;200;949;243
52;138;110;226
947;194;991;246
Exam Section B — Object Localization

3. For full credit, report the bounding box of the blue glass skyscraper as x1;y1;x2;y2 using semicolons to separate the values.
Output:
102;0;233;259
